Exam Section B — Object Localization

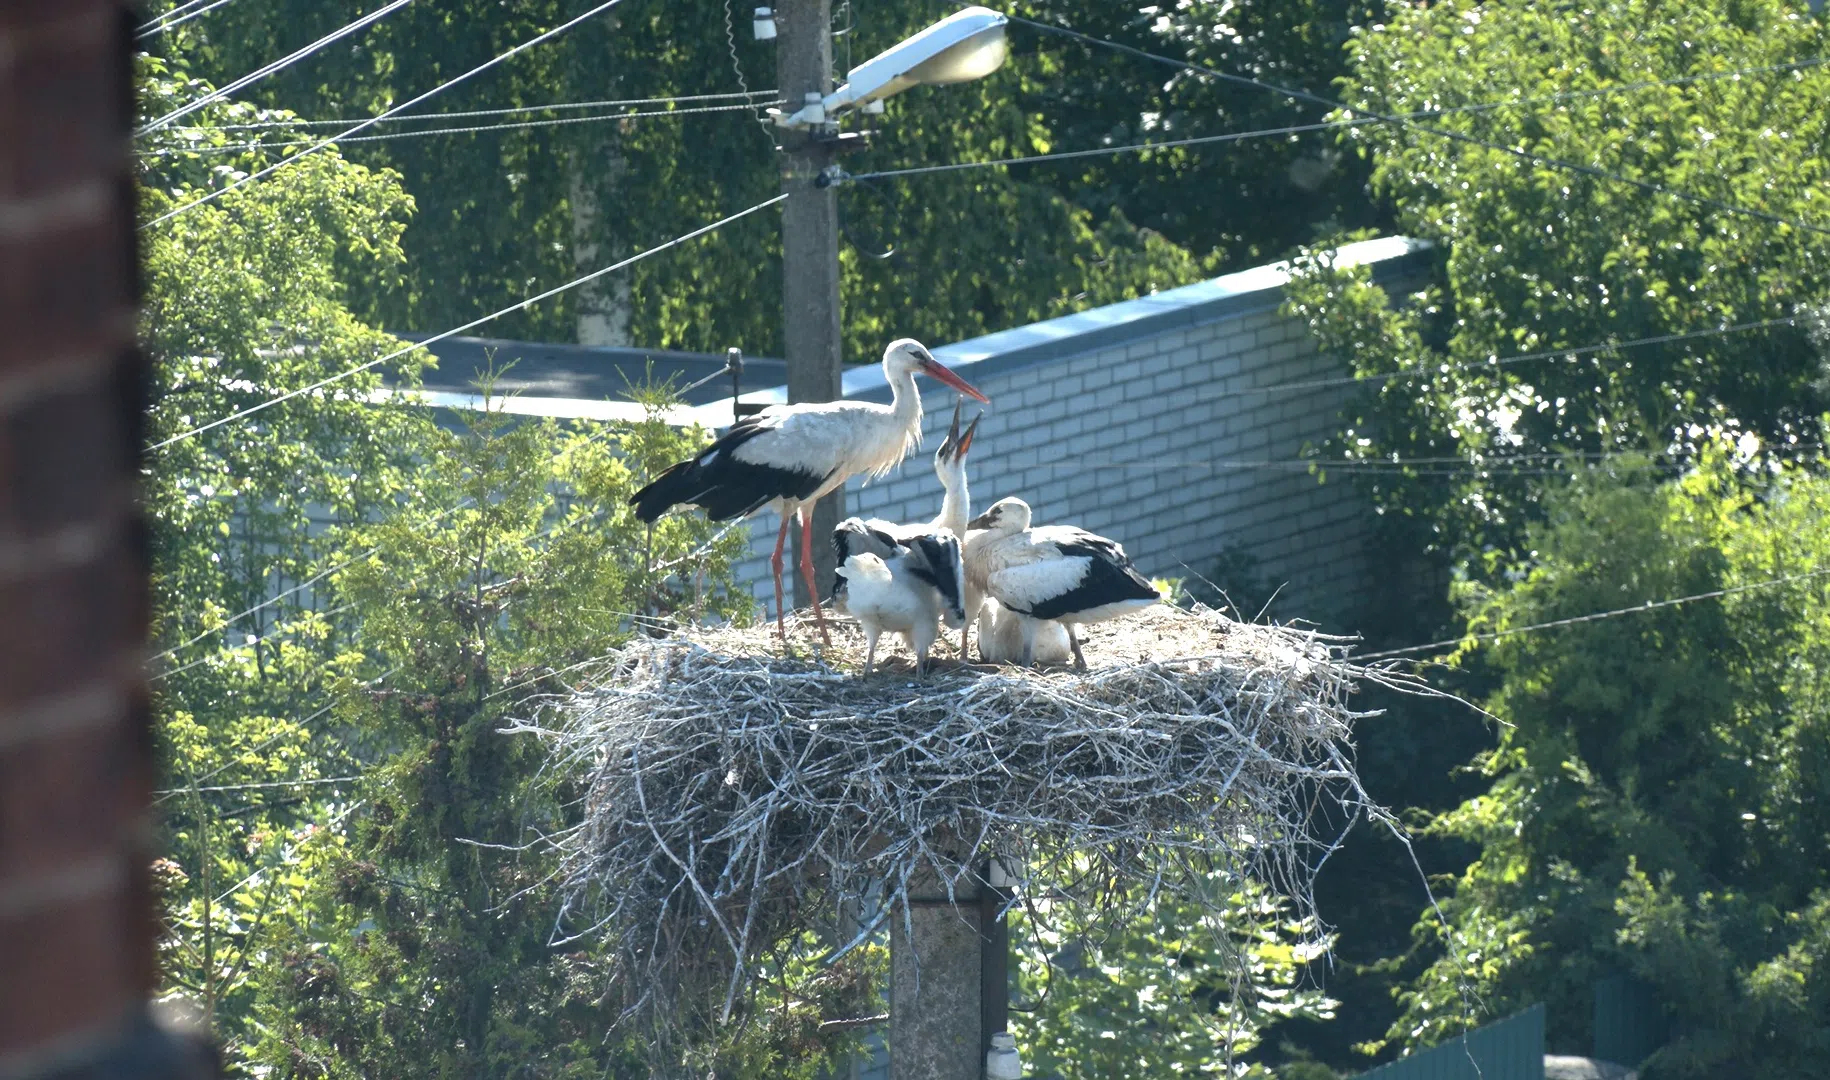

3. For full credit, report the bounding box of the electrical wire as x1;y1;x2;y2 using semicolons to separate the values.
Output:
1358;567;1830;662
991;8;1830;239
141;0;635;230
141;100;782;158
138;0;416;137
847;56;1829;182
849;119;1359;181
150;603;355;683
150;412;652;661
167;90;778;130
148;191;785;451
1208;317;1796;402
155;775;364;796
138;0;242;39
722;0;783;149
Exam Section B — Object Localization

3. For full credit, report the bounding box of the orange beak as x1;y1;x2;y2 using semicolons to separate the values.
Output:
920;356;990;403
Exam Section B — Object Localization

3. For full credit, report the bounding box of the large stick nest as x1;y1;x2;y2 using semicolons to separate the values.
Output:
508;603;1389;1036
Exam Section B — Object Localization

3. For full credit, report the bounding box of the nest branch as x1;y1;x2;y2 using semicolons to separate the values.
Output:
506;603;1399;1044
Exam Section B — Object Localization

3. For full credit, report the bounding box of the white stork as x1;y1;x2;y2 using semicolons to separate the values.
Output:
835;545;964;675
629;339;989;642
829;402;981;659
977;597;1072;665
963;497;1160;669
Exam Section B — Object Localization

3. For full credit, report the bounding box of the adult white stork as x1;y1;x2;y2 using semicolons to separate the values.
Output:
964;497;1160;669
629;339;989;641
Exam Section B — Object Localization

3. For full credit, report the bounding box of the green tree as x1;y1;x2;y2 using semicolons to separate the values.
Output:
140;60;439;1053
1270;2;1830;1070
142;0;1368;361
236;395;812;1078
1284;0;1830;568
1391;447;1830;1077
1012;868;1337;1078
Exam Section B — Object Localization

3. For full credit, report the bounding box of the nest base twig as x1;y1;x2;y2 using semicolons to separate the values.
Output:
510;604;1385;1040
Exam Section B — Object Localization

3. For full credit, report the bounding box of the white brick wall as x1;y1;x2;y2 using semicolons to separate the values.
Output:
721;237;1428;628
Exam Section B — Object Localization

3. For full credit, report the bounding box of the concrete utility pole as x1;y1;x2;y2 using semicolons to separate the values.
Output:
775;0;845;607
892;849;1011;1080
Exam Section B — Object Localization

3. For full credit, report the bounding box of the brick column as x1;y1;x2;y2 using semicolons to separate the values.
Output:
0;4;213;1078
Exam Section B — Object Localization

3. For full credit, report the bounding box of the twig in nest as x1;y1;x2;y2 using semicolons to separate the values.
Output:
505;603;1397;1055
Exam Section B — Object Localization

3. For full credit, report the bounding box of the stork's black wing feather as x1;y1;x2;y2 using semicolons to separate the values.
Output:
904;533;966;623
629;417;829;523
1024;532;1158;621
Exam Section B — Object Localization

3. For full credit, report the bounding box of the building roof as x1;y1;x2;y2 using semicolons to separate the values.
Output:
680;235;1430;425
384;335;787;424
378;235;1429;429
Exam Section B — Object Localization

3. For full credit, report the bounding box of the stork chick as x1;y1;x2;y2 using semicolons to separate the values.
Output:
629;339;989;645
977;598;1072;665
830;401;980;650
836;539;965;675
964;497;1160;670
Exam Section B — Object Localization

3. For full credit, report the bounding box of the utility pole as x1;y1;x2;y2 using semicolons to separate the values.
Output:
892;851;989;1080
776;0;844;607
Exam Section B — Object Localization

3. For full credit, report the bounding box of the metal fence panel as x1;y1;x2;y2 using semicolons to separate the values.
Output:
1592;974;1666;1068
1355;1004;1545;1080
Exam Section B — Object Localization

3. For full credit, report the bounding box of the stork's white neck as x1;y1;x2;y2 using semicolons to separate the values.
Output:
934;462;969;538
885;360;924;432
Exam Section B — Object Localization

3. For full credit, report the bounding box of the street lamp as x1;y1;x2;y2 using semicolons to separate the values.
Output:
769;5;1009;128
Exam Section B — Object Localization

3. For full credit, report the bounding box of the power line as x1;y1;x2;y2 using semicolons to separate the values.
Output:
721;0;782;149
151;556;359;664
141;0;634;230
141;100;781;158
847;57;1829;183
1358;567;1830;662
147;191;787;450
995;9;1830;240
150;418;639;660
168;90;777;130
138;0;242;39
155;775;364;796
150;603;356;683
153;703;337;804
138;0;416;136
1209;317;1796;402
849;119;1359;181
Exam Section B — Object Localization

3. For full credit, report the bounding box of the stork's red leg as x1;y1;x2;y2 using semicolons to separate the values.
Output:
770;512;793;641
798;507;830;645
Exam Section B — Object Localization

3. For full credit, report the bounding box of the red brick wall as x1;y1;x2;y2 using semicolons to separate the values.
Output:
0;3;181;1076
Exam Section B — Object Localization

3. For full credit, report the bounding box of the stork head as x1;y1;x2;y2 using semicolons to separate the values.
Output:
836;552;893;587
934;400;981;470
883;338;991;403
967;496;1031;534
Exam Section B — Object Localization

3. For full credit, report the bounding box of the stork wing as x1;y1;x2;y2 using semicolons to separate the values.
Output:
833;517;907;563
1029;525;1134;567
985;555;1093;618
902;532;966;625
731;403;897;482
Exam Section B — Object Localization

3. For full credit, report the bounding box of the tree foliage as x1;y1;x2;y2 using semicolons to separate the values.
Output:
1284;0;1830;566
1011;869;1337;1078
141;61;437;1042
143;0;1386;360
1391;447;1830;1078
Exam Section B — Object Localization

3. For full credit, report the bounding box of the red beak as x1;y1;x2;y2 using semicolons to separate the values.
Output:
921;357;990;404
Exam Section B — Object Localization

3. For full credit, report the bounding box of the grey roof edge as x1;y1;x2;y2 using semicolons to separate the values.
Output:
394;334;775;367
704;235;1431;415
